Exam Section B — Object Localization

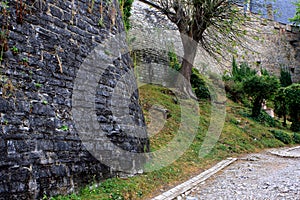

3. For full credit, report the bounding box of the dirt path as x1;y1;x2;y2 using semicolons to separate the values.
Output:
186;148;300;200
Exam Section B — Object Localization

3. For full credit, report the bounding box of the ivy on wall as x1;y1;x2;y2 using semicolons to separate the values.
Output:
118;0;134;30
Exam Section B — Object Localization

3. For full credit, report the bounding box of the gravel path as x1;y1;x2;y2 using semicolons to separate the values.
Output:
185;149;300;200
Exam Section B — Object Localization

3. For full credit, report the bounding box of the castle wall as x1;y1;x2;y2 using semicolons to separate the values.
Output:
130;1;300;83
0;0;147;199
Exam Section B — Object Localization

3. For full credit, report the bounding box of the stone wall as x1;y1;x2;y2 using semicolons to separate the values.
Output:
0;0;147;199
130;1;300;83
234;19;300;83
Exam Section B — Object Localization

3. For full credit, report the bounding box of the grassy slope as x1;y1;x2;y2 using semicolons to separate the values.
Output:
54;84;294;200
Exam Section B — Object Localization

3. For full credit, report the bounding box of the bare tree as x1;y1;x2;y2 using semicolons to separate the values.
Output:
138;0;248;98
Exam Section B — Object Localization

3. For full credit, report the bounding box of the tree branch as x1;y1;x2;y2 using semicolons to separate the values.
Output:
138;0;176;16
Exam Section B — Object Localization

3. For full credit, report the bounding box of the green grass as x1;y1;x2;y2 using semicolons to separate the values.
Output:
53;84;295;200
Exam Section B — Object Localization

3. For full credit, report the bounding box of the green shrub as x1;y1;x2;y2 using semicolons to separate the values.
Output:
253;111;277;127
119;0;134;30
191;68;210;99
270;130;293;144
280;67;292;87
285;84;300;132
223;57;256;103
260;68;269;76
293;132;300;144
231;58;256;82
168;51;181;71
243;75;280;117
224;80;246;103
274;87;288;126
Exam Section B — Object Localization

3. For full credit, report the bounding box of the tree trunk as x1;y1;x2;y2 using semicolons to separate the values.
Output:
252;98;262;118
283;114;287;127
291;109;300;132
176;34;198;99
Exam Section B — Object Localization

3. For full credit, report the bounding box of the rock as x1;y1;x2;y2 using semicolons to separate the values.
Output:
186;196;199;200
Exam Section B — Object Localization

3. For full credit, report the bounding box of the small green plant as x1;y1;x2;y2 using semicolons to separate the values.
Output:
191;68;210;100
231;57;257;82
51;192;81;200
98;17;104;27
22;57;29;65
286;84;300;131
118;0;134;31
1;1;9;9
11;46;19;54
42;100;48;105
42;194;48;200
3;119;8;125
223;57;257;103
35;83;42;88
168;50;181;71
270;130;293;144
87;0;95;13
293;132;300;144
0;1;10;63
59;125;69;131
252;111;277;127
279;67;292;87
104;50;111;55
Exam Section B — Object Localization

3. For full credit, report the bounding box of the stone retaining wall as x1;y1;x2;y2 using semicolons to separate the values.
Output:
130;1;300;83
0;0;147;199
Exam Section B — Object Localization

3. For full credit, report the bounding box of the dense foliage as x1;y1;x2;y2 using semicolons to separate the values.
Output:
231;57;256;82
289;0;300;26
280;67;292;87
243;75;280;117
274;87;288;126
224;57;279;116
274;84;300;131
138;0;248;99
270;130;293;144
168;51;210;100
119;0;134;30
168;51;181;71
284;84;300;131
224;57;299;132
190;68;210;100
223;58;256;104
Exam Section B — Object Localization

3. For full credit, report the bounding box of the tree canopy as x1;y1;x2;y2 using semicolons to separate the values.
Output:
138;0;248;98
243;73;280;117
289;0;300;26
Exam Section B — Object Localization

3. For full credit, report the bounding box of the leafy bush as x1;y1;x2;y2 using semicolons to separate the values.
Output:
168;51;181;71
167;51;210;100
280;67;292;87
260;68;269;76
270;130;293;144
243;75;280;117
253;111;277;127
119;0;134;30
231;57;256;82
284;84;300;132
293;132;300;144
223;57;256;103
274;87;288;126
191;68;210;99
223;58;282;118
224;80;247;103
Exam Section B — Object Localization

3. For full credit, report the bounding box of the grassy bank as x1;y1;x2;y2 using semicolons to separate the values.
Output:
54;84;296;200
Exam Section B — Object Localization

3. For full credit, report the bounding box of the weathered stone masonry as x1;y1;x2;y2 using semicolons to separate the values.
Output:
0;0;148;199
130;1;300;82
